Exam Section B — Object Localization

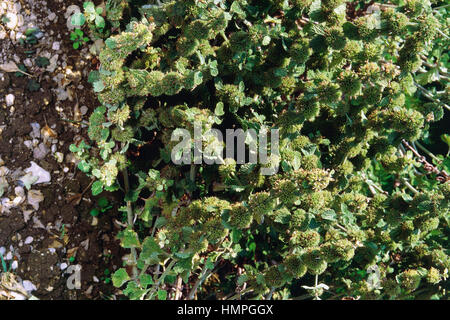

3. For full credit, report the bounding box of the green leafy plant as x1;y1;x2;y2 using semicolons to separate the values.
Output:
70;28;90;49
90;197;113;217
72;0;449;300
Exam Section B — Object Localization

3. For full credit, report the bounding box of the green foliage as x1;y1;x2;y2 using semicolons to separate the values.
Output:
74;0;450;300
70;29;89;50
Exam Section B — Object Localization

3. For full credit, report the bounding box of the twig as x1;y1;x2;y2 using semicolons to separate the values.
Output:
174;276;183;300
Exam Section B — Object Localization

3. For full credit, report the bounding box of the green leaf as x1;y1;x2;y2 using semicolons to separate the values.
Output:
105;38;117;49
90;208;100;217
91;181;103;196
194;71;203;86
88;70;100;83
73;42;80;50
139;274;154;287
118;227;141;249
230;1;246;18
157;289;167;300
215;102;225;116
321;209;337;221
262;36;271;46
112;268;130;288
140;237;163;264
93;80;105;92
69;144;79;152
77;161;91;173
71;13;86;27
441;134;450;148
35;56;50;68
98;197;109;209
27;79;40;92
95;15;105;29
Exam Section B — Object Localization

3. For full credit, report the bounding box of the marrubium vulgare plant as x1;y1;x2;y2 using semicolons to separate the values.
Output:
72;0;450;300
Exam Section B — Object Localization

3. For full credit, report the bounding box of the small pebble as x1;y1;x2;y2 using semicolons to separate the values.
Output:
48;12;57;21
24;236;34;244
80;106;88;115
5;94;15;107
22;281;37;293
4;12;18;29
52;42;60;51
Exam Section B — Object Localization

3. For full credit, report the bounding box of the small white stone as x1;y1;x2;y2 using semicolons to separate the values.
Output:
11;260;18;270
5;251;12;260
28;189;44;210
60;263;68;270
33;143;49;160
23;210;33;223
4;12;18;29
5;94;14;106
48;12;57;21
52;42;60;51
30;122;41;139
22;161;51;184
80;106;88;115
23;58;33;68
54;152;64;163
24;236;34;244
22;280;37;293
24;140;33;149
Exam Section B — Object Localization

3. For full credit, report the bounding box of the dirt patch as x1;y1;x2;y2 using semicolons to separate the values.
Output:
0;0;123;299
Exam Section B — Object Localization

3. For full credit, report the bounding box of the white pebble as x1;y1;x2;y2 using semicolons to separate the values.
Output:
80;106;88;115
52;42;60;51
60;263;68;270
22;280;37;293
48;12;57;21
24;236;34;244
4;12;18;29
5;94;14;107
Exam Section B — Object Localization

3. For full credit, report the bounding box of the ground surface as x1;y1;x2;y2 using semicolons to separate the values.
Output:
0;0;123;299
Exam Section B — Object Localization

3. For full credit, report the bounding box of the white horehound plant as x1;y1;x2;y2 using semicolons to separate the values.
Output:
72;0;449;300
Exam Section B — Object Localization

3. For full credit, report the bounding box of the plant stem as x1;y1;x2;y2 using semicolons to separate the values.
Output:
433;4;450;10
401;178;419;195
190;164;196;183
415;83;450;111
122;166;138;280
148;259;177;299
187;263;214;300
266;287;275;300
227;287;254;300
415;141;441;163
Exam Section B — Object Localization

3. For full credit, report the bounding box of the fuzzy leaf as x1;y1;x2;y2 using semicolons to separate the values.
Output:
112;268;130;288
